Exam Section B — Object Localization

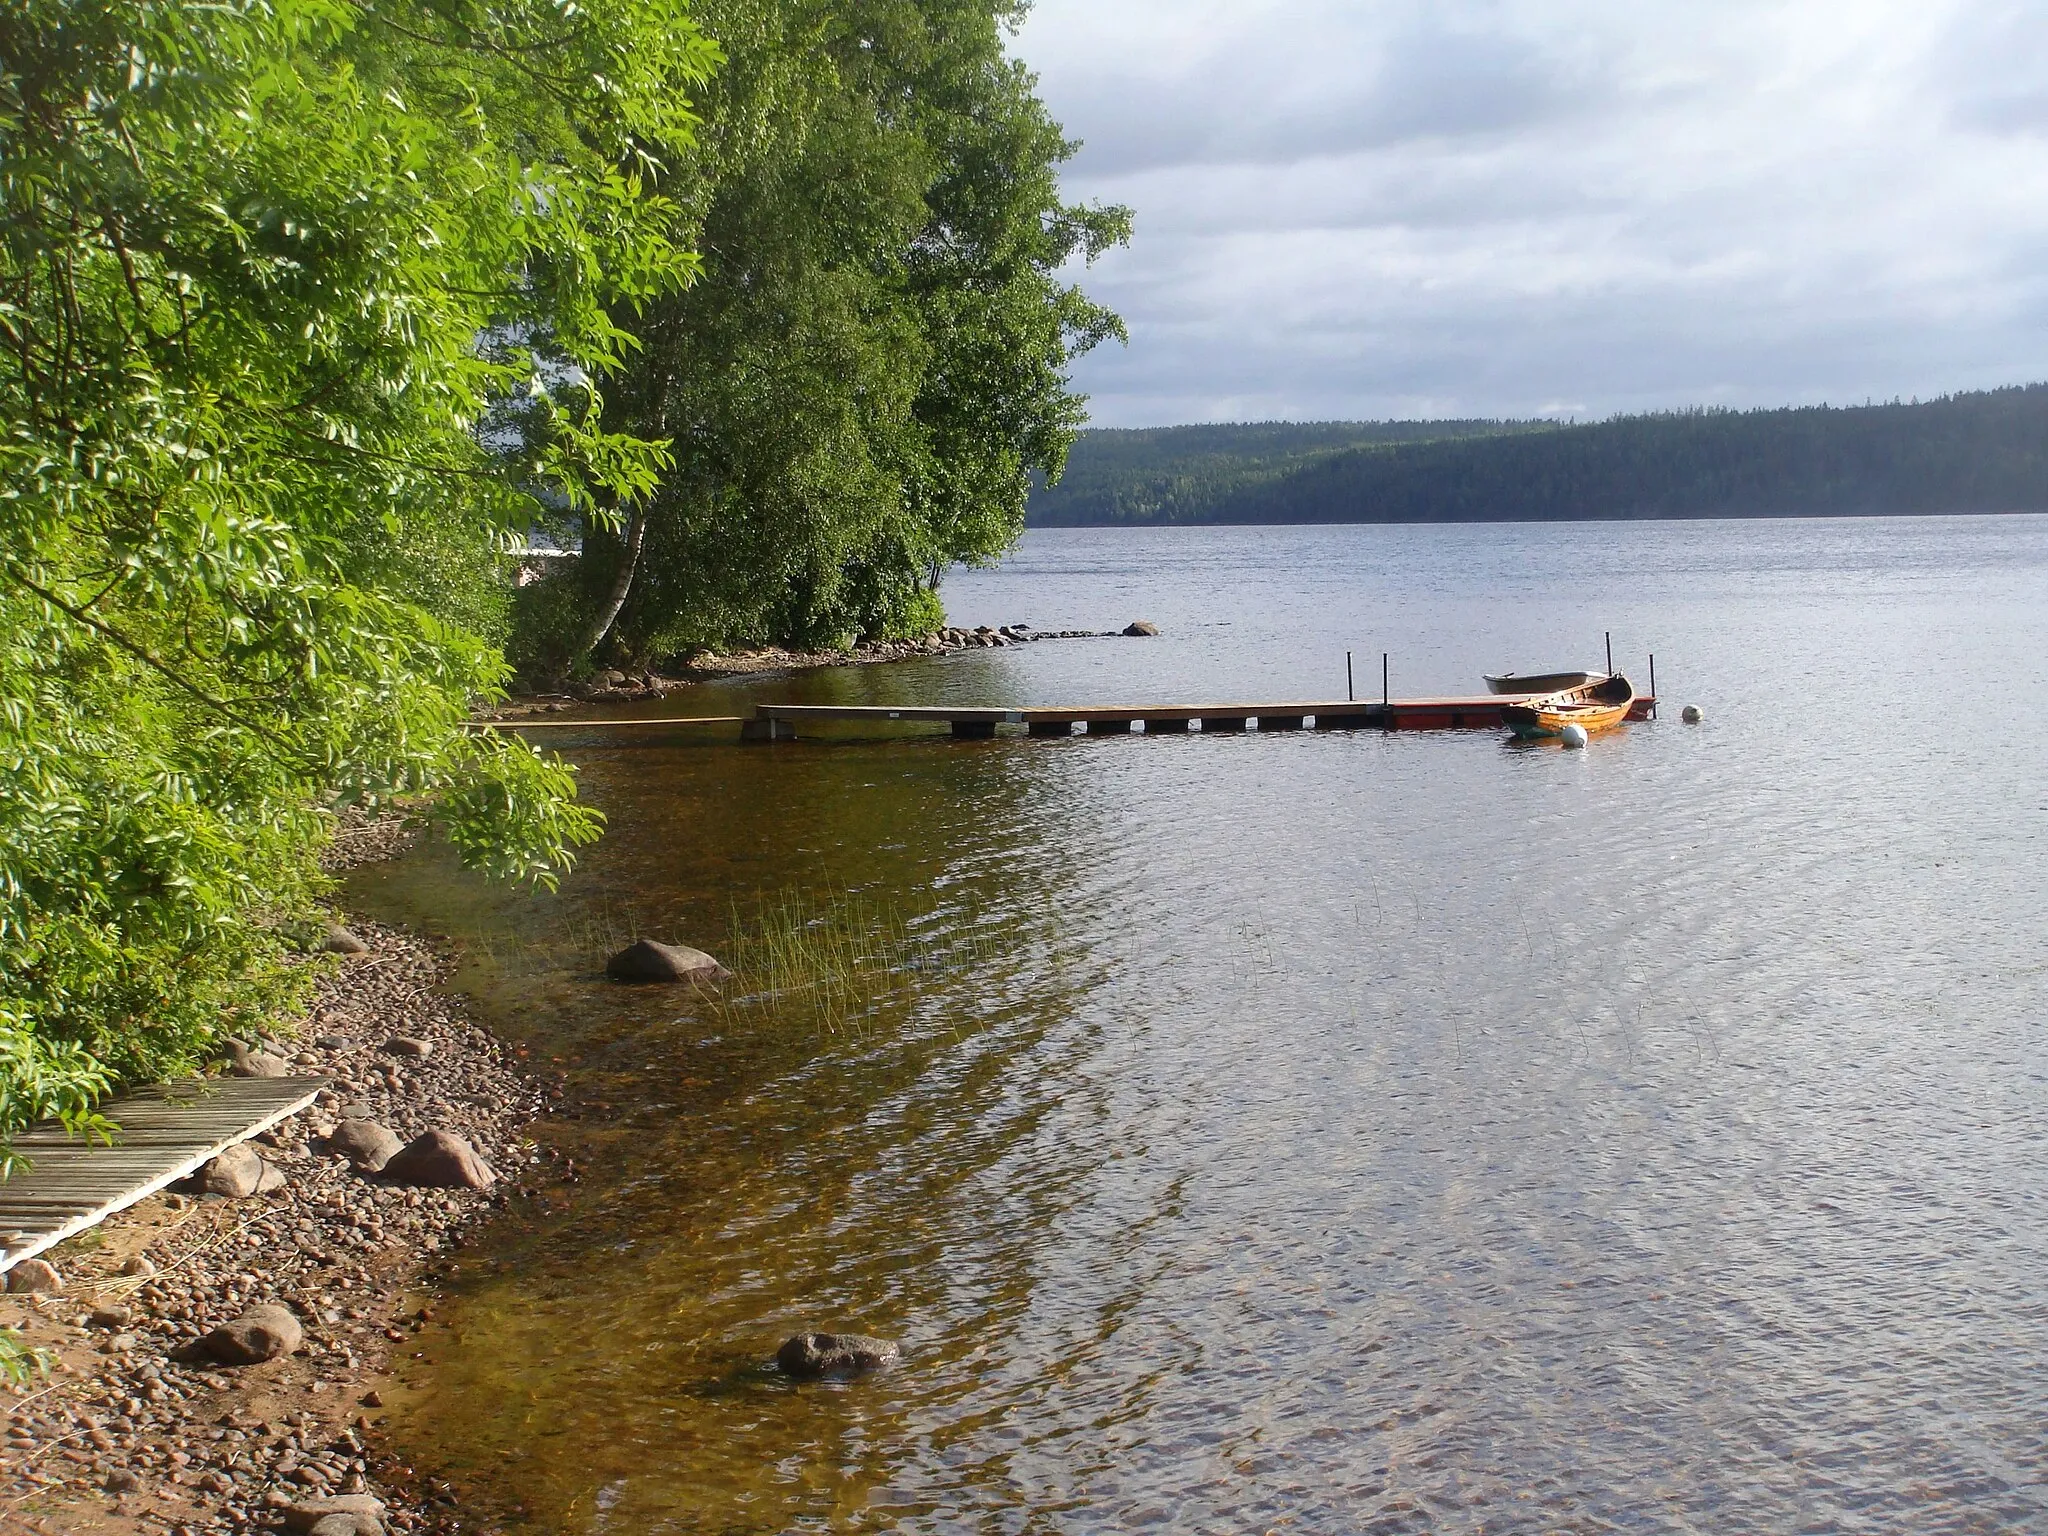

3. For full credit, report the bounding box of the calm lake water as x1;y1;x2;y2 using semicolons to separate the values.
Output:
353;516;2048;1534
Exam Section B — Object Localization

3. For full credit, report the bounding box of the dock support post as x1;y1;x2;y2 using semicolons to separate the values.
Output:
1649;654;1657;718
1382;654;1391;730
1606;631;1613;676
1347;651;1354;702
741;717;796;743
950;719;998;739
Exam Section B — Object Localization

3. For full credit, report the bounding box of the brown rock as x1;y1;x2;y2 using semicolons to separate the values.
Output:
185;1303;302;1365
281;1493;387;1534
320;926;370;957
605;938;731;985
381;1036;433;1059
5;1258;62;1295
382;1130;494;1191
327;1119;404;1173
775;1331;900;1378
227;1042;290;1078
200;1143;268;1198
119;1255;156;1277
255;1159;291;1194
88;1304;133;1329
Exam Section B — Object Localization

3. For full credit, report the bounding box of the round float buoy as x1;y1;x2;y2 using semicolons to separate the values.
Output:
1559;722;1590;749
1681;705;1703;724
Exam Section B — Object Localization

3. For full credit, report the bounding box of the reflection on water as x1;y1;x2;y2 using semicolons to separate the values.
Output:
351;517;2048;1533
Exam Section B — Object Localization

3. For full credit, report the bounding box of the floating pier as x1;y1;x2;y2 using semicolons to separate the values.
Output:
744;695;1656;741
0;1076;325;1274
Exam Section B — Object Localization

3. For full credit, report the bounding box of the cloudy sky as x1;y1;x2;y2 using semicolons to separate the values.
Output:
1011;0;2048;426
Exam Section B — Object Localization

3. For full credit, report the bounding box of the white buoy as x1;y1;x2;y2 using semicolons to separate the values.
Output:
1559;722;1590;749
1681;705;1703;724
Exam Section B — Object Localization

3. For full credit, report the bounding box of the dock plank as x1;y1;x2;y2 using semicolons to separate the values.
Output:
0;1076;325;1273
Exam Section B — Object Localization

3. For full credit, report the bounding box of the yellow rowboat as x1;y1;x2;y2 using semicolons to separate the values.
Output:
1501;674;1636;741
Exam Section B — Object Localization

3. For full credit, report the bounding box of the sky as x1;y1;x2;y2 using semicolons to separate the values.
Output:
1011;0;2048;427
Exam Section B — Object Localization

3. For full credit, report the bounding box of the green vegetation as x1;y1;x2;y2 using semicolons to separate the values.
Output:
1025;419;1540;526
1027;389;2048;526
0;0;1117;1155
517;0;1130;673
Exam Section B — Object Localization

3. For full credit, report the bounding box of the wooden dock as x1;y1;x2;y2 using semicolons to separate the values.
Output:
0;1076;325;1274
746;696;1656;740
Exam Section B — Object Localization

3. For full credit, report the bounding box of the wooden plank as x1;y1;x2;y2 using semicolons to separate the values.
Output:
747;695;1657;736
467;716;746;730
0;1076;326;1274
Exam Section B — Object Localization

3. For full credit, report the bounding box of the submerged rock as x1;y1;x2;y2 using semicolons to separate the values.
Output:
1123;621;1159;637
605;938;732;985
775;1331;900;1378
383;1129;494;1190
327;1118;404;1173
183;1302;302;1365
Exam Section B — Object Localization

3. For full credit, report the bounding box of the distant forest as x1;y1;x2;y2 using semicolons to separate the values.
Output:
1026;387;2048;526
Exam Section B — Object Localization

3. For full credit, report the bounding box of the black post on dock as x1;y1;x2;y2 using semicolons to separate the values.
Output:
1605;631;1613;676
1649;653;1657;718
1381;652;1390;728
1347;651;1355;702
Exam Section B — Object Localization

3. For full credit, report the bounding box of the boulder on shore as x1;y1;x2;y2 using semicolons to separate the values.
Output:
1123;621;1159;637
327;1118;404;1173
226;1041;290;1078
382;1128;495;1190
199;1143;268;1198
320;926;370;957
605;938;732;985
280;1493;387;1534
183;1302;302;1365
5;1258;62;1295
775;1331;901;1378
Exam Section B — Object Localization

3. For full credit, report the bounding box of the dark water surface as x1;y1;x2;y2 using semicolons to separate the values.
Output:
353;517;2048;1534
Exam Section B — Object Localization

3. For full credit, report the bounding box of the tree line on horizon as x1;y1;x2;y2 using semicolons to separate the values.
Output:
1028;388;2048;527
0;0;1123;1159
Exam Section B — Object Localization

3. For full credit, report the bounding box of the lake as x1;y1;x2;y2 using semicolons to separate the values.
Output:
352;515;2048;1534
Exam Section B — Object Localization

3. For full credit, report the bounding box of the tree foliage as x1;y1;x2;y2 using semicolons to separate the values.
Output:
517;0;1129;671
1030;389;2048;527
0;0;714;1148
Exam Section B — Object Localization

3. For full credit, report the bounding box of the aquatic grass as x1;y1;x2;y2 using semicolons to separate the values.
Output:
710;886;1009;1040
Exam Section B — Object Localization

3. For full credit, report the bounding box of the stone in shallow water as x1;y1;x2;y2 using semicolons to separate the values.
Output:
605;938;731;985
776;1331;900;1378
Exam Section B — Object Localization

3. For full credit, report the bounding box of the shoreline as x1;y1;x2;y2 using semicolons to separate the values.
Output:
491;623;1117;714
2;871;552;1535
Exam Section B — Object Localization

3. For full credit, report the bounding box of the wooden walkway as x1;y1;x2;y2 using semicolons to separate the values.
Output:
747;696;1657;740
0;1076;325;1275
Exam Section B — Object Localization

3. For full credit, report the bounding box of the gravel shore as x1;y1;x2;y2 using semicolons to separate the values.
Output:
1;915;559;1536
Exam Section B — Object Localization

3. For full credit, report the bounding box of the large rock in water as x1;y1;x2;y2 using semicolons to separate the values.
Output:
382;1129;494;1190
605;939;731;985
186;1303;302;1365
1123;620;1159;636
775;1332;900;1378
328;1118;404;1173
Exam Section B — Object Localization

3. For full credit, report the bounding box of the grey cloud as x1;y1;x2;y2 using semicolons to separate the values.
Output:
1062;20;1592;174
1019;1;2048;425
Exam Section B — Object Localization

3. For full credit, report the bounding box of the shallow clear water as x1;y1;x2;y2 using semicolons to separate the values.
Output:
354;516;2048;1534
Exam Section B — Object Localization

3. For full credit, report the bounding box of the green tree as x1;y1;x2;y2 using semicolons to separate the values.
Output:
0;0;716;1150
521;0;1128;672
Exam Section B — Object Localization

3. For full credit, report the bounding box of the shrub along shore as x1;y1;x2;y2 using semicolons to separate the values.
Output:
1;847;557;1535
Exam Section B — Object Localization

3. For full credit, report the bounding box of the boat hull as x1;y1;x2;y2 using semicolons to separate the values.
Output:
1501;674;1637;740
1484;669;1600;696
